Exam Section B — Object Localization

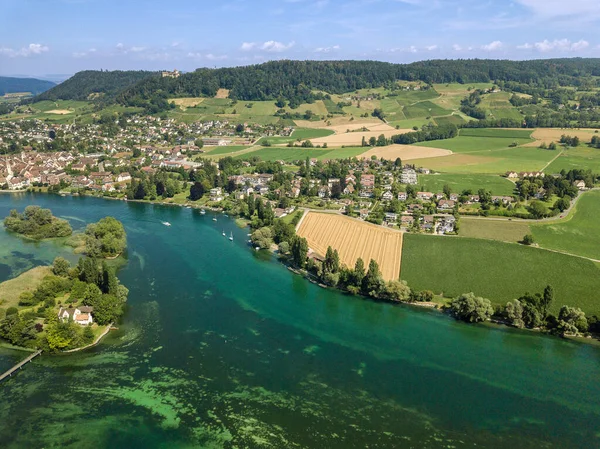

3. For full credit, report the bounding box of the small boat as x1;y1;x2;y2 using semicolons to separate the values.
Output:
186;206;192;209
224;214;229;218
229;232;233;241
162;221;171;227
200;209;206;215
222;230;226;236
212;217;217;222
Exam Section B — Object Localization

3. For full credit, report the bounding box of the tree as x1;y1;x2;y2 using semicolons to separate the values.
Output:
353;258;366;288
528;200;547;219
443;184;452;199
251;227;273;249
556;306;588;336
540;285;554;318
52;257;71;277
84;217;126;258
362;259;384;297
449;293;493;323
505;299;525;328
290;236;309;268
521;234;535;245
189;182;205;201
381;280;411;302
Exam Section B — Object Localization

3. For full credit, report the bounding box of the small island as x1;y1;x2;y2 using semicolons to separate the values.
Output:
3;205;72;239
0;216;129;353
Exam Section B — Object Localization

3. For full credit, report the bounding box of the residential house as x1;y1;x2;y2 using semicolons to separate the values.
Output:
58;306;94;326
417;191;434;201
400;168;418;185
397;192;407;201
437;200;455;211
382;190;394;201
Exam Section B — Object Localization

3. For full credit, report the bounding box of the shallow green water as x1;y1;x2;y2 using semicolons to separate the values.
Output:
0;193;599;448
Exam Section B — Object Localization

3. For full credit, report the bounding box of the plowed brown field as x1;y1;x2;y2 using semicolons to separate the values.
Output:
297;212;403;281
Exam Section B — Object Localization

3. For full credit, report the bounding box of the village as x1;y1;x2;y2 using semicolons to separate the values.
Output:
0;116;593;237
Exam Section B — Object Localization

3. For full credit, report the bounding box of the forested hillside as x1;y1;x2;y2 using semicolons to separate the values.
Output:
118;59;600;107
0;76;55;95
32;70;156;102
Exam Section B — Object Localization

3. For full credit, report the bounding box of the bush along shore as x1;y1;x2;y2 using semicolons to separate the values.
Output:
246;204;600;342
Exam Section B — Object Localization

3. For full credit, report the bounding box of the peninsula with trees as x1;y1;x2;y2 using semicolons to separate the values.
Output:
0;214;129;352
3;205;72;239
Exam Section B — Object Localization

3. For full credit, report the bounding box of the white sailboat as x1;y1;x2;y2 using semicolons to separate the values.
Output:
222;230;226;236
229;232;233;241
200;209;206;215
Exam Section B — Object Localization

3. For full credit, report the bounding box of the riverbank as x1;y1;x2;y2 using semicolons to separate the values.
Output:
62;324;113;353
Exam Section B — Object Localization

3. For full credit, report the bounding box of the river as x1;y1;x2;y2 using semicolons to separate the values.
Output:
0;193;598;448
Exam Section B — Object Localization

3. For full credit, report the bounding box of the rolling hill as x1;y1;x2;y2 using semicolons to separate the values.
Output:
0;76;56;96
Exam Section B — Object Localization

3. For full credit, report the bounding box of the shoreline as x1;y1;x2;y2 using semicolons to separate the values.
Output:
2;190;598;347
62;323;113;353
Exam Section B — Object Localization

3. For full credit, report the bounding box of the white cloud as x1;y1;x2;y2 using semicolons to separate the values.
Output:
206;53;228;60
452;44;462;51
518;38;590;52
481;40;503;51
425;45;438;51
260;40;295;52
0;43;49;57
315;45;340;53
242;40;294;52
130;46;146;53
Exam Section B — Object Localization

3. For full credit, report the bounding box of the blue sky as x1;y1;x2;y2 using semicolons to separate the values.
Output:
1;0;599;77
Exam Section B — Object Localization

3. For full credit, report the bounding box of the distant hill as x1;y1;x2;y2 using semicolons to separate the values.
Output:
0;76;56;96
32;70;156;102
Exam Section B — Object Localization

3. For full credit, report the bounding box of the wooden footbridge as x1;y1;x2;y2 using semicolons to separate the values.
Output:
0;350;42;382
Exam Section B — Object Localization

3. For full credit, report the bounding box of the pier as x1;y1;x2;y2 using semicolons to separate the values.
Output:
0;350;42;382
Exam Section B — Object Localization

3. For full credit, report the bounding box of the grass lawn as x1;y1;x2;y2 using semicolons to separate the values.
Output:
532;190;600;260
417;173;516;195
0;266;52;309
459;218;531;243
400;234;600;316
260;128;334;145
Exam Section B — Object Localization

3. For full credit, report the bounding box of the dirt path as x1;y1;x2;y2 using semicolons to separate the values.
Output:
540;149;564;172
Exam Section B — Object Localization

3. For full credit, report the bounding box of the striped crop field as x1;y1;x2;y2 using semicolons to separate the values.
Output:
297;212;403;281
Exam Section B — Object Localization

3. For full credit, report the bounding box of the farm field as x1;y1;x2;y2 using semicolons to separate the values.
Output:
400;234;600;316
544;146;600;173
459;128;533;139
297;212;403;281
235;146;368;162
410;145;557;174
532;190;600;261
434;115;465;126
260;128;335;145
480;92;523;122
360;144;452;161
417;173;516;195
310;125;408;146
203;145;253;156
523;128;600;147
415;136;534;153
459;218;530;243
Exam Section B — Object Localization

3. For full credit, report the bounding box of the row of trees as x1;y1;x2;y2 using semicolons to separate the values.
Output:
449;285;591;337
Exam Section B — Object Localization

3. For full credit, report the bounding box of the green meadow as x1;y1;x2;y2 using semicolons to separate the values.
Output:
417;173;515;195
400;234;600;316
458;218;531;243
532;190;600;261
415;136;534;153
236;146;367;162
203;145;252;156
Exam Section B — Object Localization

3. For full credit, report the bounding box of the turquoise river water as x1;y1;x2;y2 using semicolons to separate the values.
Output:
0;193;599;448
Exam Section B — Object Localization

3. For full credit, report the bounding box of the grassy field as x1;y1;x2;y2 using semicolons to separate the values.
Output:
235;146;368;162
259;128;335;145
532;190;600;260
417;173;515;195
400;234;600;316
411;145;557;174
459;218;530;243
434;115;465;126
544;146;600;173
203;145;252;156
403;101;451;119
416;136;534;153
480;92;523;122
459;128;533;139
0;266;52;308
